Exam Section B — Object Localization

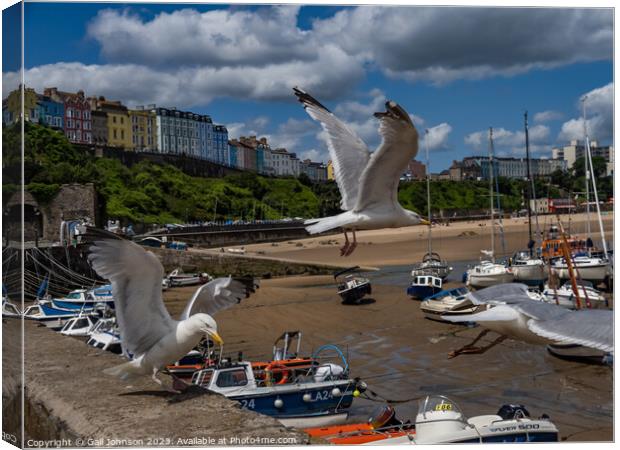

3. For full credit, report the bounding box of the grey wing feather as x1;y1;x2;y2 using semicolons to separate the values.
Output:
467;283;531;305
441;305;519;323
294;87;370;211
88;236;177;356
181;276;259;320
527;309;613;352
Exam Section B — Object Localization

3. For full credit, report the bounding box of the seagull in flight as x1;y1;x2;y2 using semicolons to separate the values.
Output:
442;283;613;358
294;88;427;256
86;228;258;391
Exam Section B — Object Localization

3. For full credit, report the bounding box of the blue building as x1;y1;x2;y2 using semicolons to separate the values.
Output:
228;140;238;168
213;125;229;165
37;95;64;129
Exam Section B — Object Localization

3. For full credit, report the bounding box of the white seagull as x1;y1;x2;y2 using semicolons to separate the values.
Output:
87;230;258;391
442;283;613;358
294;88;427;256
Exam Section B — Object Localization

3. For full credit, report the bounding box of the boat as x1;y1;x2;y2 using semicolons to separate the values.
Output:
511;251;547;287
49;287;115;310
465;129;513;289
59;314;100;337
2;297;21;318
364;395;558;444
304;405;415;444
334;266;371;304
164;268;211;288
466;260;514;289
420;287;482;322
406;275;442;300
410;134;452;280
86;317;123;354
23;302;83;330
550;254;611;284
190;354;361;428
542;280;607;309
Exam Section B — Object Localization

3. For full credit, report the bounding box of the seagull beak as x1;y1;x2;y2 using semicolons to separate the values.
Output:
209;331;224;346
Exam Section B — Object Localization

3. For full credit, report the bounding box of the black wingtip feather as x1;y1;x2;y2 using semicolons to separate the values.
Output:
293;87;331;113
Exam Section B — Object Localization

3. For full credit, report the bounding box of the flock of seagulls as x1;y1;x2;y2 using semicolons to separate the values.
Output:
87;228;257;392
294;88;427;256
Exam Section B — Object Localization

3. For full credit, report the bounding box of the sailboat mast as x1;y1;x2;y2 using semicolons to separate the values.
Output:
425;129;432;256
524;111;533;254
585;129;609;256
489;127;495;263
582;97;591;237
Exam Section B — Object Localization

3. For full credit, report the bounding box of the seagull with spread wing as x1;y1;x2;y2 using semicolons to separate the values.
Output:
294;88;426;256
87;231;257;391
442;283;613;358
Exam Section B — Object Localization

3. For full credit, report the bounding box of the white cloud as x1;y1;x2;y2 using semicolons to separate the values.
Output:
422;123;452;152
533;110;563;123
299;149;321;161
465;124;551;156
558;83;613;143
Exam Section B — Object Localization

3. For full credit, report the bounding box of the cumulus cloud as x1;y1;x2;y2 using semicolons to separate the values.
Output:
533;110;563;123
557;83;613;143
465;124;551;156
422;123;452;152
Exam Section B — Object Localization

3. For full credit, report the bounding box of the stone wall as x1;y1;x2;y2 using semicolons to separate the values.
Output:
43;183;98;242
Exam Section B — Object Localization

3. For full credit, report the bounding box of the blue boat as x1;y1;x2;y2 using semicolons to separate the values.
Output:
407;275;443;300
51;299;98;311
189;345;363;428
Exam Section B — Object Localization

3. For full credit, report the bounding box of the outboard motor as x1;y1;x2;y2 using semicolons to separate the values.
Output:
497;404;530;420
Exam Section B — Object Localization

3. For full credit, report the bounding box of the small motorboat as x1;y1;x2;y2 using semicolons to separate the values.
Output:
510;251;548;287
334;266;371;304
407;275;442;300
410;252;453;280
466;260;514;288
2;297;21;318
542;280;607;309
86;317;123;354
420;287;481;322
59;314;99;337
304;405;415;444
368;395;558;444
23;302;82;330
164;268;211;288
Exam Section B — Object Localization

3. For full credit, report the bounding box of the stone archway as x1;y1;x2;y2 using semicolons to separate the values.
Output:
3;191;45;242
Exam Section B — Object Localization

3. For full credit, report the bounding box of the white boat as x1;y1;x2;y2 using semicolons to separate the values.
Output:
410;253;453;280
334;267;372;304
164;268;211;287
364;395;558;444
551;255;611;283
542;281;607;309
510;251;547;287
466;261;514;288
2;297;21;318
420;287;482;322
60;314;99;337
87;318;123;354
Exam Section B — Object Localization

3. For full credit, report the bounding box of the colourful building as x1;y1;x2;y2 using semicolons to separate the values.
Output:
213;125;229;165
326;160;334;180
44;87;92;144
228;140;239;168
91;110;108;146
36;94;64;129
5;85;39;124
129;107;157;151
89;97;132;149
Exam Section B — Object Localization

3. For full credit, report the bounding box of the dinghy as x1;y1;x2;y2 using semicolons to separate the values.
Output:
420;287;481;322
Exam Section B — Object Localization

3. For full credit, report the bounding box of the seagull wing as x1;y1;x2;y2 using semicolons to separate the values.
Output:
354;101;419;212
527;308;613;352
180;276;259;320
466;283;531;305
294;87;370;210
88;237;176;356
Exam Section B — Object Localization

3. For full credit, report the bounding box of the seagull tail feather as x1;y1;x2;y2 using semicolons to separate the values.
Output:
103;359;144;381
305;212;355;234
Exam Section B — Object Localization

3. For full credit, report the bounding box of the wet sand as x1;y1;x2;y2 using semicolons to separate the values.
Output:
164;274;613;442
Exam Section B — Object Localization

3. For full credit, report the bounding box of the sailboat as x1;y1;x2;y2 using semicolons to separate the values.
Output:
511;112;548;287
550;99;612;287
466;128;514;289
410;130;453;280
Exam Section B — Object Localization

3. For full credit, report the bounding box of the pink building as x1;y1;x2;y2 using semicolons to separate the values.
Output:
44;87;92;145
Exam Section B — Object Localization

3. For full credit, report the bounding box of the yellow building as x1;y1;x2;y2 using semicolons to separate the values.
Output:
5;85;38;123
89;96;132;149
128;108;158;151
326;160;335;180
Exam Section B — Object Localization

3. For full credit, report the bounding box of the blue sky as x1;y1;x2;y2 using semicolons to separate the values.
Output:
3;3;613;172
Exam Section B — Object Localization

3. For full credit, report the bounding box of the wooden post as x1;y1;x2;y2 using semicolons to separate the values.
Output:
556;217;582;309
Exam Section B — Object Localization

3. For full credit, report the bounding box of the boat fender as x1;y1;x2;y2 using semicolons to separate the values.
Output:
274;398;284;409
331;387;341;397
302;393;312;403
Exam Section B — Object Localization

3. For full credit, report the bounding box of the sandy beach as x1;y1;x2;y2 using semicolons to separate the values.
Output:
219;213;613;268
164;211;614;442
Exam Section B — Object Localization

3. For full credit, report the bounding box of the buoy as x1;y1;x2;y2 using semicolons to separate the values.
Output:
331;387;341;397
353;390;360;397
302;393;312;403
274;398;284;409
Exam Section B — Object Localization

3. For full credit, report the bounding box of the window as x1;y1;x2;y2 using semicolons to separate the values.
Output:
113;129;117;139
215;369;248;388
112;116;117;124
121;117;124;125
76;121;81;129
121;130;124;140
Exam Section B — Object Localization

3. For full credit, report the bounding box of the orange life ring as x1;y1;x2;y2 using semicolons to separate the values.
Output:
264;362;291;385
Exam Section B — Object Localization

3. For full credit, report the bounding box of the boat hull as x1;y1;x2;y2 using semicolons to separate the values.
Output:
546;343;611;365
551;264;610;283
512;264;547;286
467;272;514;288
278;412;349;428
407;285;441;300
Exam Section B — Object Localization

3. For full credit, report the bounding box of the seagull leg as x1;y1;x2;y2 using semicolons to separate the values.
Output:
340;231;350;256
152;369;181;394
344;229;358;256
448;330;507;358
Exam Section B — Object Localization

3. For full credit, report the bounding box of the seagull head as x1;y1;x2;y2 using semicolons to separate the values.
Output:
188;313;224;345
405;209;429;226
